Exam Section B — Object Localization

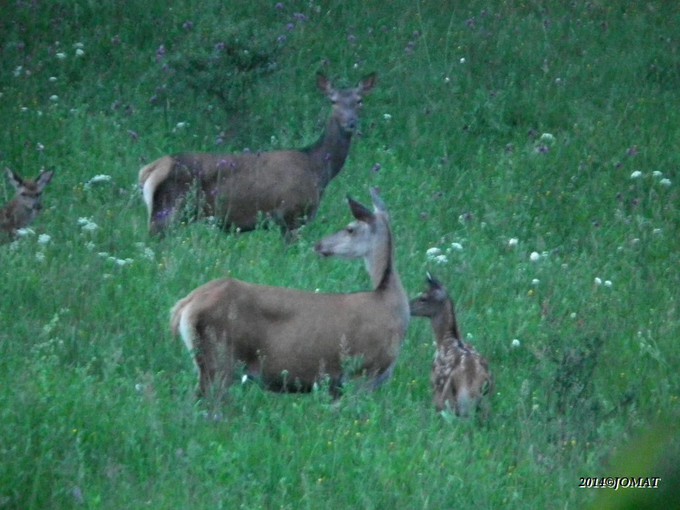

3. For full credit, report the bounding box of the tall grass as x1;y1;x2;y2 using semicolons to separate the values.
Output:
1;1;678;508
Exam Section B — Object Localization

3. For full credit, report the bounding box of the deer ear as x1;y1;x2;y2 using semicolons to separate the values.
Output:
369;187;387;213
5;168;23;190
359;73;377;95
37;169;54;190
347;195;374;223
426;273;445;291
316;72;334;96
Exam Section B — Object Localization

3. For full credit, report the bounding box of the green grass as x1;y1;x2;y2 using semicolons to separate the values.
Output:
1;1;679;508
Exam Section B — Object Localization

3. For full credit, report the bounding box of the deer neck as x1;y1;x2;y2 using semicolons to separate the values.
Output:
365;218;405;296
364;218;410;339
305;116;353;190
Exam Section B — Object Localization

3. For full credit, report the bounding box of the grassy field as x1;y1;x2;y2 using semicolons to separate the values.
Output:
1;1;679;508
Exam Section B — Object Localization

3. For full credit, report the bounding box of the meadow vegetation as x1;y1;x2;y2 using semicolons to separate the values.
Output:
1;1;678;508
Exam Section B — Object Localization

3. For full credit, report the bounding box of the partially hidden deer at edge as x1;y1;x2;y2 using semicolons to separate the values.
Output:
170;187;409;399
410;274;493;418
140;72;377;238
1;168;54;243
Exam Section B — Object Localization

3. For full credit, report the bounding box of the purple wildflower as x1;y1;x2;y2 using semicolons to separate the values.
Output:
156;44;166;62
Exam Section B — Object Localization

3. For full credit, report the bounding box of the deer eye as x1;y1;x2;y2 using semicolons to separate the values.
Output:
346;226;355;234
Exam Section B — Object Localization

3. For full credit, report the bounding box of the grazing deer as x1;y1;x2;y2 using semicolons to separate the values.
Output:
171;187;409;399
1;168;54;243
410;274;493;418
140;72;377;237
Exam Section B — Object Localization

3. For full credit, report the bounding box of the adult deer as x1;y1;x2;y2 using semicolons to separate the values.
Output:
171;187;409;399
1;168;54;243
140;72;377;237
410;274;493;418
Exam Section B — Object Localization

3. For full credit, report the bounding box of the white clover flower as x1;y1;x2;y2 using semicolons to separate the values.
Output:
433;254;448;265
450;242;463;252
511;339;521;348
38;234;51;245
85;241;95;250
529;251;541;262
594;277;602;286
426;247;442;258
143;247;155;260
659;178;671;187
78;217;99;232
175;121;188;130
630;170;643;179
75;48;85;57
383;113;392;121
652;228;662;235
49;95;59;102
35;251;46;262
531;278;540;286
49;76;57;83
16;227;35;237
13;66;23;77
540;132;555;143
604;280;613;288
459;57;466;64
652;170;663;178
56;52;66;60
508;237;519;248
85;174;112;189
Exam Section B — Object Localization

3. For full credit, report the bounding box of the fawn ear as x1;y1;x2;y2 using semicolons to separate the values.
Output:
37;169;54;190
426;272;442;288
358;72;377;95
316;72;335;97
5;168;24;190
426;274;448;301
